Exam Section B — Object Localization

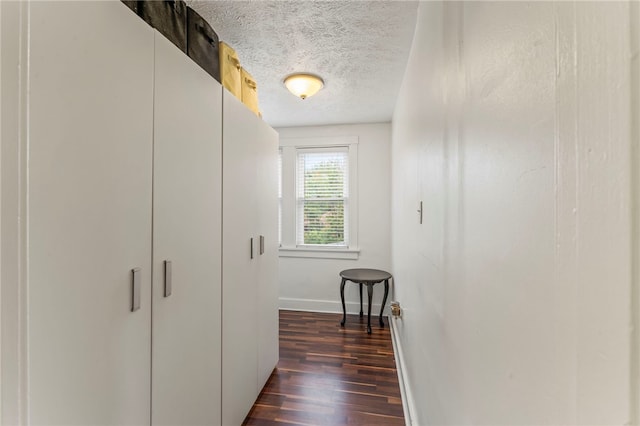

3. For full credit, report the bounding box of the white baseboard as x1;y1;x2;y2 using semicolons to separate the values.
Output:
279;297;390;316
389;316;418;426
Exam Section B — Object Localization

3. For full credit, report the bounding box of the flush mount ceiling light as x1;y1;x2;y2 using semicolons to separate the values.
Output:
283;73;324;100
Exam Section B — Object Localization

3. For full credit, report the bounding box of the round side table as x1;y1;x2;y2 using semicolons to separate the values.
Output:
339;268;392;334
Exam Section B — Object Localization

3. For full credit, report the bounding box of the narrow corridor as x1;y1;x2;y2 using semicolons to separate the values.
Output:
243;310;404;425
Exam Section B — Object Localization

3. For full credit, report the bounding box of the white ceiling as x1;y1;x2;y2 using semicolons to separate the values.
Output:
187;1;418;128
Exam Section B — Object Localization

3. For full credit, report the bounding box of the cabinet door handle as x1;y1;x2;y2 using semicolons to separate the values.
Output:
259;235;264;255
250;237;254;259
164;260;172;297
131;267;141;312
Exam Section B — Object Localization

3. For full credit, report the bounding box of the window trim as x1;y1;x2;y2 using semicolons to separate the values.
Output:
279;136;359;259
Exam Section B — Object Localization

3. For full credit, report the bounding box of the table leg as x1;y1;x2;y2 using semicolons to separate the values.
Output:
359;283;363;317
366;283;373;334
380;279;389;328
340;278;347;327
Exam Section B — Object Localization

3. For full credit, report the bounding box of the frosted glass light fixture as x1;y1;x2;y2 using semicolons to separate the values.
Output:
283;73;324;100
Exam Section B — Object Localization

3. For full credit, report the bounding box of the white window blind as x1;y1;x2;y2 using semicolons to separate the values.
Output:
296;148;349;246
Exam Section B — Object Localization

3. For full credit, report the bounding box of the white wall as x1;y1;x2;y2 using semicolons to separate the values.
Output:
391;2;635;425
632;1;640;421
1;2;27;423
276;123;391;315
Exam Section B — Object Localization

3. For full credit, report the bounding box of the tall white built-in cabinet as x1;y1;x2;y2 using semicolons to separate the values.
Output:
152;27;224;426
222;92;280;426
1;1;278;424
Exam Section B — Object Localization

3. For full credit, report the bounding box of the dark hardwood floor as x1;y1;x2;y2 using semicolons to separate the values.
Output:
243;310;405;425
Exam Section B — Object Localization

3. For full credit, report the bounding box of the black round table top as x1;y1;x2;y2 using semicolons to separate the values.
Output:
339;268;392;283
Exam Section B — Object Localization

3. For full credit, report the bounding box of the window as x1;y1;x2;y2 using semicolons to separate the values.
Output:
296;148;348;246
279;136;359;259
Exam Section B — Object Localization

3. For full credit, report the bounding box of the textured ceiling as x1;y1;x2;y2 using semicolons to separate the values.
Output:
186;1;418;128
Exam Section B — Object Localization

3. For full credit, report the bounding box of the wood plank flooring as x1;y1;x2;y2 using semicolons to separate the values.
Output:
243;310;405;425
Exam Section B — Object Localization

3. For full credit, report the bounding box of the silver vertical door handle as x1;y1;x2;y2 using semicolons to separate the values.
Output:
131;267;141;312
417;201;423;224
259;235;264;255
250;237;254;259
164;260;172;297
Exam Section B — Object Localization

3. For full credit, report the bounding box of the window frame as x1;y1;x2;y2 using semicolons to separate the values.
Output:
279;136;359;260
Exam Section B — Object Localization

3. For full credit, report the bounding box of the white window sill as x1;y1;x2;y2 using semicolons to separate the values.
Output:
279;246;360;260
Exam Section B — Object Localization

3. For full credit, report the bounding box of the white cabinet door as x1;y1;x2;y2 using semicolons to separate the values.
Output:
256;122;280;390
27;2;154;424
152;33;223;425
222;92;260;426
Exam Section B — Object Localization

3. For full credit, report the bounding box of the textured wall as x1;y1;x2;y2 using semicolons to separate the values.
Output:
391;2;635;424
277;123;391;314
